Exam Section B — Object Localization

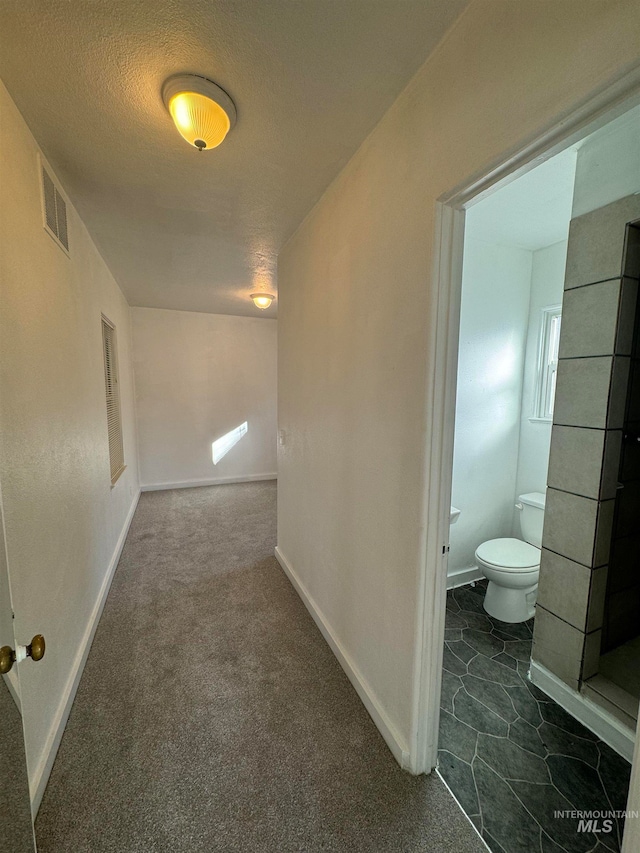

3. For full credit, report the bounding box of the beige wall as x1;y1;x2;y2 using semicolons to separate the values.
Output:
277;0;640;759
0;81;139;802
132;307;277;488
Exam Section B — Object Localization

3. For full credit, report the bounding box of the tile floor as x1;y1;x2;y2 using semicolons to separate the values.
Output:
438;581;632;853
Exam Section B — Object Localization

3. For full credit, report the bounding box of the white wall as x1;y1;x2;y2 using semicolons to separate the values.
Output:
449;239;532;574
132;308;277;489
514;240;568;501
0;80;139;807
277;0;640;765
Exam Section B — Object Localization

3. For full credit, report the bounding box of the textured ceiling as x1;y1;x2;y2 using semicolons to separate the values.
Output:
0;0;468;317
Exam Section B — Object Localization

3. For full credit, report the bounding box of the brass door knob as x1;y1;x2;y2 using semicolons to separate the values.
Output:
27;634;45;662
0;645;15;675
0;634;46;674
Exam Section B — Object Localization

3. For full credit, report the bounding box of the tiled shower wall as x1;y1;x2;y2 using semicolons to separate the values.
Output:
532;194;640;691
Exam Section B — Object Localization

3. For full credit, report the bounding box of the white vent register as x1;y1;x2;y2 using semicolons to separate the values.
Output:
39;155;69;253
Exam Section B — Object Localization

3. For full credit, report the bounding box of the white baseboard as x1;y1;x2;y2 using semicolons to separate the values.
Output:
30;489;141;815
274;545;411;771
447;565;484;590
141;473;277;492
529;660;636;762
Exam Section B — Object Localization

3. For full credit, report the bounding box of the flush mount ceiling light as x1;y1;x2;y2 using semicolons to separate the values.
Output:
162;74;236;151
250;292;276;310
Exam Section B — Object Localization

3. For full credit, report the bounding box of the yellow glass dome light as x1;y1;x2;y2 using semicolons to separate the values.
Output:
250;292;276;310
162;75;236;151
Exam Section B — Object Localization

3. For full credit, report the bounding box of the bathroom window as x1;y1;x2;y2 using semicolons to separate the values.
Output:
533;306;562;421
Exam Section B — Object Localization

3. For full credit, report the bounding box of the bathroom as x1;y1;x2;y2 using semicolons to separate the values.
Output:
438;104;640;853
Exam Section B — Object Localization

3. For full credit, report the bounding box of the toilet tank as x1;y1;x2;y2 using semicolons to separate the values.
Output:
517;492;546;547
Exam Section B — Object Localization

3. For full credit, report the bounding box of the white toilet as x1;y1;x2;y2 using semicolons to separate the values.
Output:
474;492;546;623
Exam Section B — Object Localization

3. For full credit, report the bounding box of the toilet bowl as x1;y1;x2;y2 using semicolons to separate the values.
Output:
475;538;540;622
474;492;546;623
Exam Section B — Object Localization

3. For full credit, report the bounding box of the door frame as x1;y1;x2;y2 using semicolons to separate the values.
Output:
413;62;640;847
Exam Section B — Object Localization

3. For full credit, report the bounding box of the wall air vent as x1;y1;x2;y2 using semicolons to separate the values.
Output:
39;155;69;253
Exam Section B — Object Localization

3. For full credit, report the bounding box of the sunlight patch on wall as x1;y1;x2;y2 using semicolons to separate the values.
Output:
484;340;520;390
212;422;248;465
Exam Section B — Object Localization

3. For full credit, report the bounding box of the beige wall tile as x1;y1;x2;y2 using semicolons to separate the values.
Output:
532;606;584;689
547;425;605;499
537;548;592;631
554;357;612;428
565;195;640;289
559;279;621;359
543;488;598;566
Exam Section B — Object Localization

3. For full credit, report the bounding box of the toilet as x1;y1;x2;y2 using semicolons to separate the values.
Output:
474;492;546;623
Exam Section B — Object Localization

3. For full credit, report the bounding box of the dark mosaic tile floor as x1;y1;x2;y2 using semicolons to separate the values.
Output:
438;581;632;853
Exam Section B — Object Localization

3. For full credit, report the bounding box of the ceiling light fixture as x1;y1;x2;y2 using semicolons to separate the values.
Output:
250;292;276;310
162;74;236;151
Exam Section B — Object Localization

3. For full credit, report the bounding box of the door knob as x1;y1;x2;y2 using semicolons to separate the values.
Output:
0;634;46;674
26;635;46;661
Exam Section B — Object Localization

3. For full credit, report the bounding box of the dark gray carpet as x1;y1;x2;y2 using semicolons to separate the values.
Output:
0;679;36;853
36;482;484;852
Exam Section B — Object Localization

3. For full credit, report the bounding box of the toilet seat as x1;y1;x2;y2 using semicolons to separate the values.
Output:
476;537;540;570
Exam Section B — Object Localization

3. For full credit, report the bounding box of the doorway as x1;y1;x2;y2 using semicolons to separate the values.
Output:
418;88;640;853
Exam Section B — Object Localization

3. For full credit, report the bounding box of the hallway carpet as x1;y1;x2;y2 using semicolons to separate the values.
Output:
36;482;484;853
